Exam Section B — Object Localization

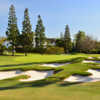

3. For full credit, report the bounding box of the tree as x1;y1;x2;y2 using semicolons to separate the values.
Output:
75;31;86;52
6;5;20;56
55;32;64;47
0;37;6;45
35;15;45;48
21;8;34;56
64;25;72;54
55;39;64;47
0;37;6;55
82;36;96;53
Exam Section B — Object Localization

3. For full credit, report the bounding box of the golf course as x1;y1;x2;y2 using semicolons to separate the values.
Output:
0;53;100;100
1;0;100;100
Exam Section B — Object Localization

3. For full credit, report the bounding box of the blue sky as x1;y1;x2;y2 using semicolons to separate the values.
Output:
0;0;100;39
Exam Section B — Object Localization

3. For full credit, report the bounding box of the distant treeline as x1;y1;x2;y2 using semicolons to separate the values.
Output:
0;5;100;56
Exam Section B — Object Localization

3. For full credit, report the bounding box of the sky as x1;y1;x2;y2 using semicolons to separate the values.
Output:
0;0;100;40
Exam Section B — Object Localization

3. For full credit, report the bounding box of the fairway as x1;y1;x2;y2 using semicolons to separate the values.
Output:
0;53;100;65
0;54;100;100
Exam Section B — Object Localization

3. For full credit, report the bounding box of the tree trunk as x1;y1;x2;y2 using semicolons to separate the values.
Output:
25;52;27;56
24;46;27;56
12;51;14;56
12;45;15;56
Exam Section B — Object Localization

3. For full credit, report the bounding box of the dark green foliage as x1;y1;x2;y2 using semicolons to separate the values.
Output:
0;37;6;55
75;31;86;52
74;31;100;53
6;5;20;56
55;39;64;47
0;45;6;55
33;47;46;54
73;71;92;76
35;15;46;48
21;8;34;56
64;25;72;54
45;46;64;54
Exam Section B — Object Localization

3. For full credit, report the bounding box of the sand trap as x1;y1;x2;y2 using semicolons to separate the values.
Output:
20;70;53;82
64;69;100;83
88;57;94;59
0;70;22;80
83;60;100;63
83;60;95;63
0;70;53;82
42;63;70;67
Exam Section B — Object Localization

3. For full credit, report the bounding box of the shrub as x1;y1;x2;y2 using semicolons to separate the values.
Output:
45;46;64;54
0;45;6;55
33;47;46;54
89;49;99;54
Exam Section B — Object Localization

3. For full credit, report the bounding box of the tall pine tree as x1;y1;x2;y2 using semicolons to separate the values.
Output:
64;25;72;54
22;8;34;56
35;15;45;48
6;5;19;56
75;31;86;52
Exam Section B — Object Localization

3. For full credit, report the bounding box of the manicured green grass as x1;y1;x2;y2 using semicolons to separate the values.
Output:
0;53;100;100
0;82;100;100
0;53;100;66
0;65;55;71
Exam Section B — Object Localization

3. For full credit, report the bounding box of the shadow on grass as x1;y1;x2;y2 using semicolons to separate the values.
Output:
1;54;24;57
0;79;59;91
0;81;83;91
0;77;84;91
0;62;39;67
58;81;82;87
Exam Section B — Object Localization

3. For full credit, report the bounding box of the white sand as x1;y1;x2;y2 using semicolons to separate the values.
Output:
0;70;53;82
20;70;53;82
88;57;94;59
83;60;95;63
64;69;100;82
0;70;22;80
83;60;100;63
42;62;70;67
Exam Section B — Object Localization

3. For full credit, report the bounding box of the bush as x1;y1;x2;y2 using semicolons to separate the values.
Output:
15;46;64;54
0;45;6;55
33;47;46;54
89;49;99;54
16;46;33;53
45;46;64;54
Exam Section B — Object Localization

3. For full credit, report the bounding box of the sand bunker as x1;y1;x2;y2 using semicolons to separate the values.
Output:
0;70;53;82
42;62;70;67
88;57;94;59
64;69;100;82
83;60;100;63
20;70;53;82
0;70;22;80
83;60;95;63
